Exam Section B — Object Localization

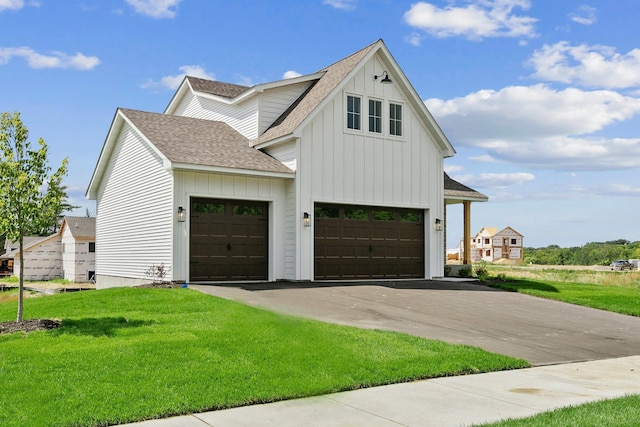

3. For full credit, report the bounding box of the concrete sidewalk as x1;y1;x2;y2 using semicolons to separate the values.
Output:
119;356;640;427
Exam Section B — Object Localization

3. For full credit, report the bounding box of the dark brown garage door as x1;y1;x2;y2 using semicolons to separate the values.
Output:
314;204;424;280
190;198;268;281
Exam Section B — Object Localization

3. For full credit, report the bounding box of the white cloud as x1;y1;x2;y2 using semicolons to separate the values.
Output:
0;0;23;11
527;42;640;89
283;70;302;79
569;4;597;25
124;0;181;19
444;164;465;173
0;47;100;70
426;84;640;171
142;65;215;90
322;0;356;11
469;154;499;163
452;172;534;188
403;0;537;41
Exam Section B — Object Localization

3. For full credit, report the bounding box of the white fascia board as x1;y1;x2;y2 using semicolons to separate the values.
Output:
164;77;191;114
86;110;125;200
171;162;295;179
86;110;173;199
251;134;297;150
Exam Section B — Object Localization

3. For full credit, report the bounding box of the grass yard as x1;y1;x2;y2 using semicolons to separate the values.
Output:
483;277;640;317
475;394;640;427
0;287;529;427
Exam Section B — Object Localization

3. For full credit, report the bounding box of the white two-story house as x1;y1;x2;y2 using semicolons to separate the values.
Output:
87;39;485;287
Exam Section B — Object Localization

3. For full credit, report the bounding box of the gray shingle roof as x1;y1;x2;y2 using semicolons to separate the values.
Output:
186;77;250;99
444;173;488;201
254;40;378;145
120;109;293;175
63;216;95;239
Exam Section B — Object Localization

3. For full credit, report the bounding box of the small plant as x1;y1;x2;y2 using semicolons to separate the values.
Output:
458;267;471;277
474;262;489;280
144;263;171;284
496;273;508;281
444;265;452;277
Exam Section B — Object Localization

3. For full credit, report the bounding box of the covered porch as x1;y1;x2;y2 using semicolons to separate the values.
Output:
443;173;488;276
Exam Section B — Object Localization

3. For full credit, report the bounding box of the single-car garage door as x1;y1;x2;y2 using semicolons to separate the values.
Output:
314;204;424;280
190;198;268;281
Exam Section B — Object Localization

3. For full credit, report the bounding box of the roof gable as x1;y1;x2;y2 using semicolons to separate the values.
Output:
119;109;293;175
253;39;456;157
60;216;96;239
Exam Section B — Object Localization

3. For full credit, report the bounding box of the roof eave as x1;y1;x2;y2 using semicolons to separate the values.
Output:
171;162;295;179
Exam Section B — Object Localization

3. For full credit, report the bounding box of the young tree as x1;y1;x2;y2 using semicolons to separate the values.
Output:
0;112;69;322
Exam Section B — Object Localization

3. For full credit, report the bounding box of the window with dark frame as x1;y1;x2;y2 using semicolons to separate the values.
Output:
347;95;361;130
511;238;517;245
89;242;95;253
389;102;402;136
369;99;382;133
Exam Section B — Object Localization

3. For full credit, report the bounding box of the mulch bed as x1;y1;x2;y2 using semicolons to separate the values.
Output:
0;318;61;335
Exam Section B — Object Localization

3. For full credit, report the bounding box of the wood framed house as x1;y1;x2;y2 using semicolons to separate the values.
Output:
471;226;524;263
11;234;63;281
87;39;485;288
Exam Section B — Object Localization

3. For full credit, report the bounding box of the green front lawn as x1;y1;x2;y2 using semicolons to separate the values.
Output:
476;394;640;427
0;287;528;427
484;279;640;317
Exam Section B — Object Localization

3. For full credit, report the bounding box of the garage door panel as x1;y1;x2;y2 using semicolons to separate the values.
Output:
190;198;268;282
315;204;424;280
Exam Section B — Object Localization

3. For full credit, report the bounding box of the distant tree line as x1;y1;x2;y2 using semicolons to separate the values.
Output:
524;240;640;266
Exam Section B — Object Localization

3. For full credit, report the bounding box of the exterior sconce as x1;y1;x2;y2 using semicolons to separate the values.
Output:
435;218;443;231
374;71;392;84
177;206;186;222
303;212;311;227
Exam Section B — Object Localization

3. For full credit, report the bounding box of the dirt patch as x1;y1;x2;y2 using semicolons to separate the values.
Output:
136;282;186;289
0;318;61;335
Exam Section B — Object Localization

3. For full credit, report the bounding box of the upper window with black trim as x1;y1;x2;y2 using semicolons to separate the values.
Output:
389;102;402;136
346;95;361;130
368;99;382;133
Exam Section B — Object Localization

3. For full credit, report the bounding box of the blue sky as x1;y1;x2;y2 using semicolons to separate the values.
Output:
1;0;638;249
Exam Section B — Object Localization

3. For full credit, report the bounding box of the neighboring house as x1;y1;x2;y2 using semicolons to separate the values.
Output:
61;217;96;282
86;39;486;288
0;217;96;282
11;234;63;281
471;226;524;263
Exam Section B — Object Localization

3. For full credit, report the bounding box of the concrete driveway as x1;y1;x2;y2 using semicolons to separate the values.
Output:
191;280;640;366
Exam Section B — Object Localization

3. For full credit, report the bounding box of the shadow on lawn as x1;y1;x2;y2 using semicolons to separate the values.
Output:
484;279;560;293
53;317;154;337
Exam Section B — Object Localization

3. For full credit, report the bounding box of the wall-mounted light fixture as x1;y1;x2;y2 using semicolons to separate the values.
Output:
374;71;392;84
434;218;443;231
177;206;186;222
303;212;311;227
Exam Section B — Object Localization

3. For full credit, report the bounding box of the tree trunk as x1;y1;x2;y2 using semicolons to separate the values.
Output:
17;234;24;322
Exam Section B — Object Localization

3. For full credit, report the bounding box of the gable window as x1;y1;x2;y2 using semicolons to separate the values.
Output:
346;95;361;130
368;99;382;133
89;242;96;253
389;102;402;136
511;238;517;245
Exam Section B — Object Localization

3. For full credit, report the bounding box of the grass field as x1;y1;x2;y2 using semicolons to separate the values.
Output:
476;394;640;427
477;264;640;317
0;287;528;427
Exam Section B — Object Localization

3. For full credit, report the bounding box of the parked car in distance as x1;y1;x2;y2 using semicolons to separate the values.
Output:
610;260;634;271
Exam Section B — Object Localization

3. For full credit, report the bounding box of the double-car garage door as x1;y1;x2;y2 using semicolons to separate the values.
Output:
189;198;425;281
314;204;425;280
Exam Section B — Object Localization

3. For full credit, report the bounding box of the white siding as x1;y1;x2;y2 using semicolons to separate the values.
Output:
173;171;289;282
296;55;445;279
173;91;260;139
95;124;173;287
260;82;313;134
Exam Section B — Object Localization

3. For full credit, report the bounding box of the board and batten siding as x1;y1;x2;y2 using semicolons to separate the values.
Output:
95;123;173;287
259;82;313;135
172;91;260;139
297;55;445;279
173;171;289;282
